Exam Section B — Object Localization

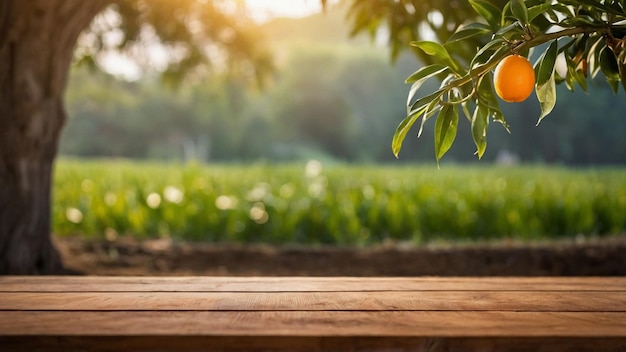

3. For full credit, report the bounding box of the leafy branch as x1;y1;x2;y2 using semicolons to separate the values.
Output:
393;0;626;163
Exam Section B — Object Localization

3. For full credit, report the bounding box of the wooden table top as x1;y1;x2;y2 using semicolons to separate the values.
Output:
1;276;625;351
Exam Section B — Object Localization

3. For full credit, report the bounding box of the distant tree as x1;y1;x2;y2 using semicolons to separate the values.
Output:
271;50;355;159
334;53;407;161
0;0;270;274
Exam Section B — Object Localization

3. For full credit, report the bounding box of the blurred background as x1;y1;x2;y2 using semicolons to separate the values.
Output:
61;0;626;165
54;0;626;250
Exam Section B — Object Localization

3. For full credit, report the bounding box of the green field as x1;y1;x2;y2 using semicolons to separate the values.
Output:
52;159;626;245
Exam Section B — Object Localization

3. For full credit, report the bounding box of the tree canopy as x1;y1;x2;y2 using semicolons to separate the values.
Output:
75;0;274;85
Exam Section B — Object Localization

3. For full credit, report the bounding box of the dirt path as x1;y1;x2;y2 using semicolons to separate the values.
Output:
54;235;626;276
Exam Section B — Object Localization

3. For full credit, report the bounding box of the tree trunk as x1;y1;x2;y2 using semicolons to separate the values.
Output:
0;1;108;274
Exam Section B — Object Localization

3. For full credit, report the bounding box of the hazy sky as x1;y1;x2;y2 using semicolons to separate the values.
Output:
244;0;323;22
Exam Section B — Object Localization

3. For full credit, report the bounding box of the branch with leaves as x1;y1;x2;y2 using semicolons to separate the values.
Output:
392;0;626;163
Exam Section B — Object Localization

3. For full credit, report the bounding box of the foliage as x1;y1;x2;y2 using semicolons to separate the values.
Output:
75;0;273;85
344;0;507;61
53;160;626;244
388;0;626;162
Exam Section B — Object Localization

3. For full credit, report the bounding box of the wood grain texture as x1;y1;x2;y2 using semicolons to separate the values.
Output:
1;311;625;337
1;291;624;312
1;276;625;351
1;276;625;292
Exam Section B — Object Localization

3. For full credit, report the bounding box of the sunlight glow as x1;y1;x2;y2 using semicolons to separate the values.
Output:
96;1;324;80
245;0;322;22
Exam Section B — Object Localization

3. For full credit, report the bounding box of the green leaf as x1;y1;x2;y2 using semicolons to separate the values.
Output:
528;10;554;32
434;105;459;162
577;0;624;15
527;3;553;23
544;9;560;23
565;53;588;92
470;38;506;70
587;35;605;79
411;41;460;73
395;85;447;158
477;73;496;101
469;0;503;30
406;66;449;113
559;16;595;27
471;102;489;159
447;23;492;44
510;0;529;25
478;73;510;132
536;40;558;87
392;108;425;158
564;76;574;92
418;98;443;138
607;78;620;94
405;64;449;84
600;46;620;80
408;88;446;117
549;3;573;18
600;46;621;94
495;21;523;36
472;43;510;75
536;71;556;124
491;109;510;132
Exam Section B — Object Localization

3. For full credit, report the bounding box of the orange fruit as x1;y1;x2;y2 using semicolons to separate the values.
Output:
493;54;536;103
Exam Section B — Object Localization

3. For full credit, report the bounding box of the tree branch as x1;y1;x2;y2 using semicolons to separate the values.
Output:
447;24;618;92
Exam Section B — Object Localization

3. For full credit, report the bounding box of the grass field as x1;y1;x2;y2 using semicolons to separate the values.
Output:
52;159;626;245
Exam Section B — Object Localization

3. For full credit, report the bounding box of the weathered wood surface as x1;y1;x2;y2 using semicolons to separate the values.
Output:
2;291;625;312
2;276;625;291
2;310;626;336
1;276;625;351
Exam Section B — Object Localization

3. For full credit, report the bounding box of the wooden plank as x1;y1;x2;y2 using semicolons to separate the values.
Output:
2;276;625;350
1;291;624;312
1;311;625;337
1;276;625;292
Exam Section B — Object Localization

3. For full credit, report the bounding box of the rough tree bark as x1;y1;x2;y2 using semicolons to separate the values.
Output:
0;1;109;274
